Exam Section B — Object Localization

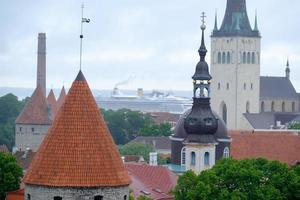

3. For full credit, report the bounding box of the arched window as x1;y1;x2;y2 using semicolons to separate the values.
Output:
222;52;226;64
261;101;265;112
226;83;229;90
204;152;210;166
195;87;201;98
94;195;103;200
257;52;260;64
243;52;246;64
191;152;196;166
222;103;227;124
252;52;255;64
54;197;62;200
181;147;186;165
218;52;221;64
292;102;295;112
282;102;285;112
27;194;31;200
271;101;275;112
223;147;230;158
227;52;230;64
247;52;251;64
246;101;250;113
218;83;221;90
244;83;246;90
251;83;253;90
124;195;127;200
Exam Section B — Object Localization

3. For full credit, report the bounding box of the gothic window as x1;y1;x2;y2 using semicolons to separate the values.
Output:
226;83;229;90
223;147;230;158
191;152;196;166
247;52;251;64
54;197;62;200
181;147;186;165
218;52;221;64
222;103;227;124
27;194;31;200
204;152;210;166
227;52;230;64
251;83;253;90
252;52;255;64
244;83;246;90
282;102;285;112
292;102;295;112
271;101;275;112
218;83;221;90
246;101;250;113
261;101;265;112
243;52;246;64
222;52;226;64
94;195;103;200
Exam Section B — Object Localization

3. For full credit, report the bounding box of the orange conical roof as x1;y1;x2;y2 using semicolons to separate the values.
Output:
47;89;57;118
24;71;130;187
16;86;51;125
57;86;66;109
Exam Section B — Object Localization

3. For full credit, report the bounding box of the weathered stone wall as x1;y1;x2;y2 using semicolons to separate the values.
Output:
260;99;300;113
15;124;50;152
25;184;129;200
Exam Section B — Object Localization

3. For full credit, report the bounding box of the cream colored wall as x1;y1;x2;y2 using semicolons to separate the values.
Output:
211;37;261;130
260;99;299;113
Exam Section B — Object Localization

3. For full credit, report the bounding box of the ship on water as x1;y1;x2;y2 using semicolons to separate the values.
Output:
96;87;192;114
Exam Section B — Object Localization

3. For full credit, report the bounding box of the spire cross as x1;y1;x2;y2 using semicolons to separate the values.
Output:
79;3;90;71
201;12;206;26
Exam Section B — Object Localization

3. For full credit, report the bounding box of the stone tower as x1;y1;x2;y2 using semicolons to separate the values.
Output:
36;33;46;96
23;71;130;200
210;0;261;129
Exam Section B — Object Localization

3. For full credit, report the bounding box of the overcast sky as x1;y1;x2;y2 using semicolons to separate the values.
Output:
0;0;300;92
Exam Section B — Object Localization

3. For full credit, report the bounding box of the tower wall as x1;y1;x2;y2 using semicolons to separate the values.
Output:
37;33;46;96
25;184;129;200
210;37;261;130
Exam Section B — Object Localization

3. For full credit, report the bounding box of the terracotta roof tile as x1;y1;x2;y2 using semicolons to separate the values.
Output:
6;189;24;200
47;89;58;118
126;163;177;200
14;150;36;170
15;86;52;125
23;71;131;187
230;130;300;165
57;86;66;109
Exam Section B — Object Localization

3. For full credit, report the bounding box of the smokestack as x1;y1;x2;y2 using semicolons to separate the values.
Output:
37;33;46;96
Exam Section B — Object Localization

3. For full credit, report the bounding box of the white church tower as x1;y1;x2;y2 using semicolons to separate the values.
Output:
210;0;261;129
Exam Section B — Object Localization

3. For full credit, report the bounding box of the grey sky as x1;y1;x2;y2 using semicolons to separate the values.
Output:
0;0;299;92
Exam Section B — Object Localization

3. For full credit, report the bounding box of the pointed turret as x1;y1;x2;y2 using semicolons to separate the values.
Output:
213;11;218;32
47;89;57;118
286;59;290;79
24;70;130;187
57;86;67;109
212;0;260;37
253;11;259;31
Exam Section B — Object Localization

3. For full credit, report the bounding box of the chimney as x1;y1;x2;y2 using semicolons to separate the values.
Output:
37;33;46;96
149;152;158;166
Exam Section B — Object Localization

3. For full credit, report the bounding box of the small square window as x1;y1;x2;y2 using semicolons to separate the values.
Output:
31;128;34;132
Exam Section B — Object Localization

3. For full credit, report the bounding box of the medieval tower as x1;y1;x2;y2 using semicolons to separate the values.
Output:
36;33;46;96
210;0;261;129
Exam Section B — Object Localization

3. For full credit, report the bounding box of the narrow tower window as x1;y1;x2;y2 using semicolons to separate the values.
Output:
27;194;31;200
292;102;295;112
246;101;250;113
227;52;230;64
243;52;246;64
191;152;196;166
222;103;227;124
252;52;255;64
226;83;229;90
261;101;265;112
223;147;230;158
244;83;246;90
218;52;221;64
247;52;251;64
282;102;285;112
218;83;221;90
271;101;275;112
204;152;210;166
222;52;226;64
181;147;186;165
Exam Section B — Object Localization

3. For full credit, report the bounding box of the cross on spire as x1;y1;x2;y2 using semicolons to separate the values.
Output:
200;12;206;30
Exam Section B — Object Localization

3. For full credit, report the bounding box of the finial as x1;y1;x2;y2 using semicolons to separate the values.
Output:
213;10;218;31
79;3;90;71
287;58;290;67
254;10;258;31
198;12;207;61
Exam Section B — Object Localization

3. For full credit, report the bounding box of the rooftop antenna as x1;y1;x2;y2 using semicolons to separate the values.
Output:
79;3;90;71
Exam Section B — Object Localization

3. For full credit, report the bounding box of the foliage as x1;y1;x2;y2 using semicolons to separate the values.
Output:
101;109;152;144
174;158;300;200
0;152;23;200
288;121;300;130
137;196;154;200
139;122;172;137
0;94;26;151
118;142;154;161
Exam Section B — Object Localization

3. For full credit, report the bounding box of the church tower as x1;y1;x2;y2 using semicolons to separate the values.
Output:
210;0;261;129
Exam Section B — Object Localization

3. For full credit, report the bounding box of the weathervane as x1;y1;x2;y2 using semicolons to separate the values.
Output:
79;3;90;70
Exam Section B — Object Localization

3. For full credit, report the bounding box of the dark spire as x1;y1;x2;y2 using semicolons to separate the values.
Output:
286;59;290;79
212;0;260;37
213;11;218;32
253;11;258;31
75;70;86;81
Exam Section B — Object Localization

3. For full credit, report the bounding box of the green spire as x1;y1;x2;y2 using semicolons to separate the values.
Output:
254;10;259;31
213;11;218;31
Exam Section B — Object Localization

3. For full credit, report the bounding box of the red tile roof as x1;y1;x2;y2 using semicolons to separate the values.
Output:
23;71;130;187
14;150;36;170
126;163;177;200
6;189;24;200
15;86;51;125
47;89;57;117
230;130;300;165
57;86;66;109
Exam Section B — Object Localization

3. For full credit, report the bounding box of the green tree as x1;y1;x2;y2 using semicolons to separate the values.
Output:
174;158;300;200
0;152;23;200
288;121;300;130
118;142;154;162
0;94;26;151
139;122;172;137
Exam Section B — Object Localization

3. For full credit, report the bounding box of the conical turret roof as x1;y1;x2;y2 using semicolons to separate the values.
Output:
16;86;51;125
24;71;130;187
47;89;57;118
57;86;66;109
